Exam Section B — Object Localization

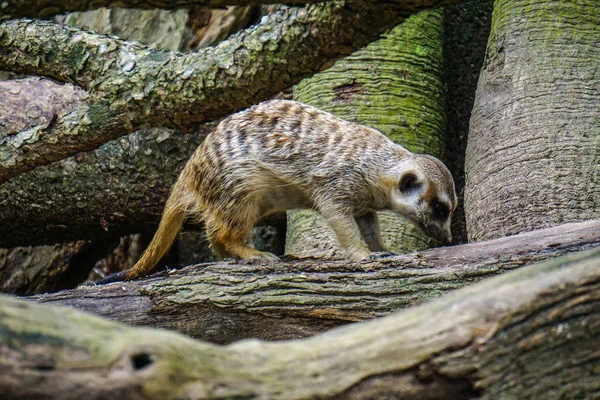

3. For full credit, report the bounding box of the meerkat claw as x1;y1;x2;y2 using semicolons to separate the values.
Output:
368;251;396;260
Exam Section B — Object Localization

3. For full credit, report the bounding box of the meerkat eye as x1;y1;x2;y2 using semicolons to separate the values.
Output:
399;173;419;193
431;198;450;220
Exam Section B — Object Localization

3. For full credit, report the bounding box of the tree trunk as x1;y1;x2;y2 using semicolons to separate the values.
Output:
464;0;600;241
186;5;256;50
34;220;600;344
0;125;210;247
442;0;494;244
0;240;114;295
3;246;599;399
0;1;450;182
288;9;446;257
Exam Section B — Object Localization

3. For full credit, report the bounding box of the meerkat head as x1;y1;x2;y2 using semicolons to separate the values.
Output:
387;154;457;244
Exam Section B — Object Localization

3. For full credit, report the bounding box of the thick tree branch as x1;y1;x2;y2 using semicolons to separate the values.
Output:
35;220;600;343
0;125;211;248
4;248;600;399
0;0;450;182
0;78;90;182
1;0;323;19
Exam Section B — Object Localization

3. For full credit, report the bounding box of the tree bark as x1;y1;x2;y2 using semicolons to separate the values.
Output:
33;219;600;344
288;9;446;257
0;6;253;292
464;0;600;241
3;246;599;399
0;240;113;295
61;8;193;51
0;125;209;248
60;6;255;52
2;0;319;19
442;0;494;244
0;77;89;136
0;0;450;182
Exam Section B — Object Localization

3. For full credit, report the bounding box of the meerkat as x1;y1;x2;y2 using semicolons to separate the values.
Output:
125;100;457;280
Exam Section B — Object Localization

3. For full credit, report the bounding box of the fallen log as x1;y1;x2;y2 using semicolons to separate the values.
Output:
35;219;600;343
4;247;600;399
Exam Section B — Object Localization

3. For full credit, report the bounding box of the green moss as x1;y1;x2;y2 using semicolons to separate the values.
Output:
0;325;68;349
487;0;600;66
85;101;115;127
295;9;446;157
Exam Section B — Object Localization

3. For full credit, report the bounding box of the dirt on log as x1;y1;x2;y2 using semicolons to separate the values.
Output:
2;246;599;399
34;219;600;344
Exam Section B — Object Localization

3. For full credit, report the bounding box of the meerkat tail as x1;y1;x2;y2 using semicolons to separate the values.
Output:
125;192;187;280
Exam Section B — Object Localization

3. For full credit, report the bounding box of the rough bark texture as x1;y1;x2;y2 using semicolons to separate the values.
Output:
442;0;494;245
0;240;114;295
0;126;209;248
465;0;600;241
0;77;89;136
288;9;446;257
186;6;256;50
0;0;319;19
3;247;599;399
0;0;450;182
60;6;255;52
33;220;600;344
0;6;255;292
62;8;192;51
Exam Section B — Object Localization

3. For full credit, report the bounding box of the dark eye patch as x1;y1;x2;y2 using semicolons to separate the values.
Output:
399;173;419;193
431;198;450;220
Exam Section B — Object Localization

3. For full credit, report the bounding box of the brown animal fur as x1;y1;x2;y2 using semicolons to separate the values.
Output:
126;100;457;280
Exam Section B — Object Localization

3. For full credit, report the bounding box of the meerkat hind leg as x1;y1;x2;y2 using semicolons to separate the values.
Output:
206;230;230;259
225;235;280;261
204;215;231;258
214;220;279;261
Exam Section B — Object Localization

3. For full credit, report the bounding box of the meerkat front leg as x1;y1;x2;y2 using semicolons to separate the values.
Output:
354;211;388;252
320;209;372;260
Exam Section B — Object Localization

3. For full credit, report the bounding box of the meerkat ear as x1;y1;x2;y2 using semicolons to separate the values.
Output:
399;172;419;193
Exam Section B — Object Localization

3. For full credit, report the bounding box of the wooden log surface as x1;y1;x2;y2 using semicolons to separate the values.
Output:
3;247;599;399
34;219;600;343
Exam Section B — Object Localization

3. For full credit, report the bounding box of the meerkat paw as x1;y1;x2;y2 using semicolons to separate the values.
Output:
368;251;396;260
248;251;280;262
